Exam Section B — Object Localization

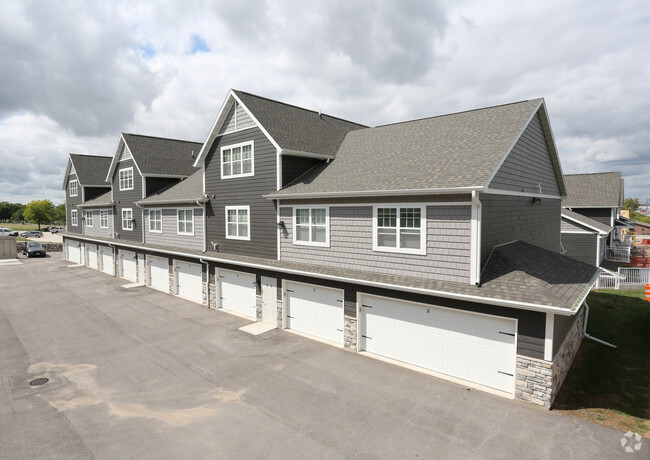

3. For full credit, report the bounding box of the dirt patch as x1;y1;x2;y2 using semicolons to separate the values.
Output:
554;408;650;438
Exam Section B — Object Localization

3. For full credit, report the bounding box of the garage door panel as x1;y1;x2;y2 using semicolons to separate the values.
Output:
176;261;202;303
148;256;169;292
219;270;256;319
68;241;81;263
120;250;137;282
361;294;516;394
100;247;113;275
286;282;343;345
87;245;97;268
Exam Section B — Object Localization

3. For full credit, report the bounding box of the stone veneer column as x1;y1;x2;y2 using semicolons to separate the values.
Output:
255;294;263;320
208;283;216;309
515;307;586;408
276;300;283;328
344;317;357;350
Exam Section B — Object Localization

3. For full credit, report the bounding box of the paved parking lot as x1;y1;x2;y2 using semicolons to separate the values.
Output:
0;254;637;459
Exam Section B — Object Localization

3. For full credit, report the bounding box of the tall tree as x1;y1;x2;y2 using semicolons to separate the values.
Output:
23;200;55;230
0;201;11;222
11;205;26;223
54;203;66;224
623;197;640;211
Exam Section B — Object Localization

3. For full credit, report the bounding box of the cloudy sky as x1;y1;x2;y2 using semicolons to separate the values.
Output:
1;0;648;205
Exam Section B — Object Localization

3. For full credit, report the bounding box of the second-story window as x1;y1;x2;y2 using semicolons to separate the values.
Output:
119;167;134;190
122;208;133;230
69;180;78;197
85;210;93;227
294;207;329;246
177;209;194;235
221;141;254;178
374;206;426;255
100;210;108;228
149;209;162;233
71;209;78;226
226;206;250;240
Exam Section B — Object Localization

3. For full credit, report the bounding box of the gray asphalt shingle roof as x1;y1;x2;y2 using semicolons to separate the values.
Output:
270;98;544;197
562;172;622;208
70;154;112;186
233;90;367;157
77;190;112;207
138;169;204;204
122;133;203;176
561;209;613;234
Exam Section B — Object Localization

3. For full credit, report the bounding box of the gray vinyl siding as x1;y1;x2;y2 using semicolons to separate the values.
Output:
204;127;277;259
144;207;204;251
553;307;582;357
561;218;590;232
572;208;613;226
281;156;322;187
480;194;561;265
65;173;82;234
112;157;143;242
279;204;472;283
83;209;114;238
218;102;255;135
561;233;597;266
489;113;561;196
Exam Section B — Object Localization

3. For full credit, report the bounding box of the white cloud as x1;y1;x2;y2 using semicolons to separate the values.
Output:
0;0;649;204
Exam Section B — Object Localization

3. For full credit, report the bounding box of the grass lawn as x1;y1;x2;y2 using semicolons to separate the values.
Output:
3;223;41;231
554;289;650;437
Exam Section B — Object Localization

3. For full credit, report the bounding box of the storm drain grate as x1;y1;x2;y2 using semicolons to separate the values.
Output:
29;377;49;386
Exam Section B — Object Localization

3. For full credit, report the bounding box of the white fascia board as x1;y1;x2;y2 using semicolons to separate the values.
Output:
484;100;543;189
143;173;188;179
64;235;582;316
105;135;126;182
280;148;335;160
136;198;207;206
563;205;618;209
61;158;73;190
231;91;281;151
482;188;562;199
263;186;483;200
537;101;567;196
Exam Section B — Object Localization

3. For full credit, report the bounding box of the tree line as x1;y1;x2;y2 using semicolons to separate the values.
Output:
0;200;66;229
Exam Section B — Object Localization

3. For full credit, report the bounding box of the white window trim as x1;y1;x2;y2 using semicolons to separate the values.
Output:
69;180;78;197
225;205;251;240
149;209;163;233
177;208;195;236
100;210;109;229
71;209;78;226
292;207;330;247
372;205;427;255
119;167;134;191
122;208;133;231
85;210;93;227
220;140;255;179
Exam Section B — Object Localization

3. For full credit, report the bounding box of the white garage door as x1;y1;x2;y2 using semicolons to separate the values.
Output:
86;244;98;269
359;294;516;394
67;241;81;264
100;246;113;275
120;250;137;282
176;261;203;304
285;281;344;345
148;256;169;292
218;269;257;319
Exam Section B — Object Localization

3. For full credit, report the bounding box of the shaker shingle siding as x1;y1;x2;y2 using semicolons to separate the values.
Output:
489;113;561;196
279;204;472;283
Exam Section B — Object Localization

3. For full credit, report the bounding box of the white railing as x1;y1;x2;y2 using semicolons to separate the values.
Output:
605;246;631;263
617;235;633;247
595;267;650;289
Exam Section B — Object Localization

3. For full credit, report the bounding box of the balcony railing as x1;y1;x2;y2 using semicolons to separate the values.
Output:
605;245;631;263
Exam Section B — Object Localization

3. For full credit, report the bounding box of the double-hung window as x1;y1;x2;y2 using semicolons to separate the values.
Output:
71;209;78;226
122;208;133;230
221;142;254;178
69;180;78;197
374;206;426;254
85;210;93;227
225;206;250;240
119;167;134;190
100;210;108;228
149;209;162;233
294;208;329;246
177;209;194;235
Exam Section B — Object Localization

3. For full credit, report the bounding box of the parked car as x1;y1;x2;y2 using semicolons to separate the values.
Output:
0;227;19;236
50;227;64;234
20;231;43;238
23;241;46;257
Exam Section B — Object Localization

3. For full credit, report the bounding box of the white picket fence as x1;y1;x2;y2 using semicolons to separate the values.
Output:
595;267;650;289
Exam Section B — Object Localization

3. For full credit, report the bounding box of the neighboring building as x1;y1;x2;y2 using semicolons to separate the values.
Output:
561;172;635;266
62;90;599;409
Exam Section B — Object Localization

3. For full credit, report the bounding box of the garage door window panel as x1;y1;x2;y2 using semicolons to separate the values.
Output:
294;207;329;246
374;206;426;255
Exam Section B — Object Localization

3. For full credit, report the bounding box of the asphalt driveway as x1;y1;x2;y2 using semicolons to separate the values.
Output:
0;254;640;459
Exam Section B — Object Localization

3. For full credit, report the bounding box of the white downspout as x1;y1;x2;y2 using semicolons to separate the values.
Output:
197;200;207;253
470;191;482;286
582;302;616;348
